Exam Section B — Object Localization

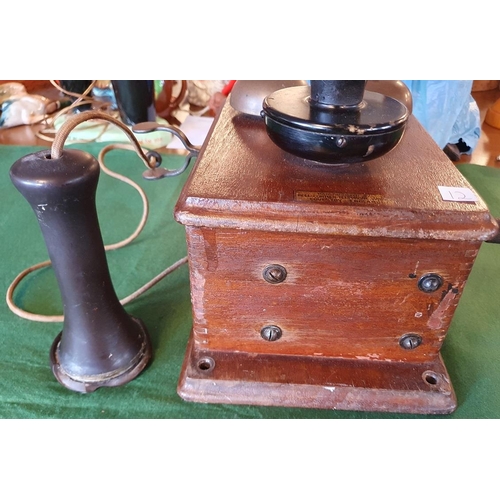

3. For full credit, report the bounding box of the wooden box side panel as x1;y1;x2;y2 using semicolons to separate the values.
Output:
185;226;480;363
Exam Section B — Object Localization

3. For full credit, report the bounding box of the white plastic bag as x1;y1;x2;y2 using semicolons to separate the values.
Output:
0;82;50;128
402;80;481;152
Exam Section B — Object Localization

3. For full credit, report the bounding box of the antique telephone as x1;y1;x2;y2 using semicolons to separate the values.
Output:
8;81;499;414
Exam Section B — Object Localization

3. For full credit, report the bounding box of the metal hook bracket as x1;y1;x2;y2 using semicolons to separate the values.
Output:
132;121;200;180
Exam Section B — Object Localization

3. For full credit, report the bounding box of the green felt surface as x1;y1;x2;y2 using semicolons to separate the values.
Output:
1;143;499;419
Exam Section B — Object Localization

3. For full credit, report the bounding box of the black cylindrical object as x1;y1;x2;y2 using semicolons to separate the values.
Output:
58;80;94;111
10;149;152;393
310;80;366;108
111;80;156;125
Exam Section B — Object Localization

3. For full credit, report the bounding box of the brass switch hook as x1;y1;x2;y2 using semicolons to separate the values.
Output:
132;121;201;180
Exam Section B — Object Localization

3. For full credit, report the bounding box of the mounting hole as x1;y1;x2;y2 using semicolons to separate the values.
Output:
197;357;215;374
44;153;52;160
423;371;440;386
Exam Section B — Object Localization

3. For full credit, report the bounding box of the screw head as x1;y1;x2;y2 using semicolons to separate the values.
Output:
418;273;443;293
336;136;347;148
260;325;282;342
399;334;422;350
263;264;287;284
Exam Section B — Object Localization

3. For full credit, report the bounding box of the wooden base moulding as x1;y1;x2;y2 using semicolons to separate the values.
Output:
178;336;457;414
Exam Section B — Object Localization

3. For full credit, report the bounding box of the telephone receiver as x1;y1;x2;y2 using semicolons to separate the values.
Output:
10;146;153;393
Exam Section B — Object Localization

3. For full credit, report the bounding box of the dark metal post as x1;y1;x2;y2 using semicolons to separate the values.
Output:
310;80;367;108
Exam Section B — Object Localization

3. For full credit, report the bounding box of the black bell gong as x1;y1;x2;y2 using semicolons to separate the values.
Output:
261;80;409;164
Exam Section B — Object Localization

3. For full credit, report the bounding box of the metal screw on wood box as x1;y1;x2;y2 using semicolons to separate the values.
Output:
399;334;423;350
263;264;287;284
418;273;443;293
261;325;282;342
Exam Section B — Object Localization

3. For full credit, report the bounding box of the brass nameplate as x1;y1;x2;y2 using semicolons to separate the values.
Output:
295;191;390;206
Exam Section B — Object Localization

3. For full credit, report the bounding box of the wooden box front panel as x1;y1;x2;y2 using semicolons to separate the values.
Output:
186;226;480;363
